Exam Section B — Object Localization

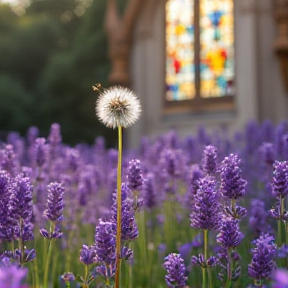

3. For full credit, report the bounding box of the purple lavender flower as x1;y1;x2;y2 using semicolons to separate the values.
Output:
60;272;76;287
94;219;116;266
191;254;218;268
142;173;158;208
197;125;211;145
220;154;247;200
48;123;62;160
245;120;260;155
217;218;244;248
26;126;39;145
65;148;81;174
61;272;76;281
0;262;28;288
189;165;204;196
261;120;275;143
9;174;34;242
164;253;187;288
190;177;221;231
283;134;288;161
126;159;143;191
40;227;63;240
33;138;48;168
43;182;65;222
249;199;271;237
224;205;247;219
271;161;288;198
160;149;185;179
275;122;288;159
111;184;138;241
202;145;217;176
10;174;33;222
259;143;275;167
0;171;13;241
271;269;288;288
80;245;96;266
121;246;133;260
248;234;277;282
48;123;62;145
0;145;18;175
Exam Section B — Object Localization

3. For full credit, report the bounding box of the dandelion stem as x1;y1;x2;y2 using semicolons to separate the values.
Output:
115;125;123;288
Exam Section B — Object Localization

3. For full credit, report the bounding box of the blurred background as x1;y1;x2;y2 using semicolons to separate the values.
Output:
0;0;129;146
1;0;288;149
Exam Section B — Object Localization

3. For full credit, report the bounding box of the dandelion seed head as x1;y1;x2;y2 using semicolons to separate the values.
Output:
95;86;141;129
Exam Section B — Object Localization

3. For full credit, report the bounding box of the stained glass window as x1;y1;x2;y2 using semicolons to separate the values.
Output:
166;0;194;101
165;0;235;101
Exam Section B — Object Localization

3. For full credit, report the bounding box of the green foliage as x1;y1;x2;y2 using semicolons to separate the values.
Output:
0;74;33;135
0;0;128;146
0;3;19;33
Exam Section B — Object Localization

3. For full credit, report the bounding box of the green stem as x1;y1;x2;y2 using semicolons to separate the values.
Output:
11;241;14;255
202;267;206;288
43;222;55;288
208;268;213;288
82;265;89;288
204;229;208;263
33;254;39;288
226;248;232;288
19;218;25;265
231;199;236;218
115;125;123;288
254;279;262;287
278;196;284;246
43;239;54;288
202;229;208;288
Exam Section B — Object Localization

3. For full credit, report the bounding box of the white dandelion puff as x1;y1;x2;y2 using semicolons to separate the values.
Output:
95;86;141;129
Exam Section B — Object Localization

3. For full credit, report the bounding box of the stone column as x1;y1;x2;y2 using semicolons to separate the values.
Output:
273;0;288;93
105;0;143;87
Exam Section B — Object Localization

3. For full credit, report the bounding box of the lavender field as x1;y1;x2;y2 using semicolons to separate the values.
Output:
1;119;288;288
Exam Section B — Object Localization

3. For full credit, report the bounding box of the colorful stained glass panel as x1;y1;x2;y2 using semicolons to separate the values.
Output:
200;0;235;98
166;0;195;101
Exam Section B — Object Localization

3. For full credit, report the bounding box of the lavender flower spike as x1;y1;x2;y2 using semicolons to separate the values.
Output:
164;253;187;288
95;219;116;266
220;154;247;200
44;182;65;222
248;234;277;283
217;218;244;249
190;176;220;231
34;138;48;168
202;145;217;176
126;159;143;191
80;245;96;266
271;161;288;198
0;171;13;241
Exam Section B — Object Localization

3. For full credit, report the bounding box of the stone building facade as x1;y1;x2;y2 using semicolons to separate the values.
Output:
105;0;288;148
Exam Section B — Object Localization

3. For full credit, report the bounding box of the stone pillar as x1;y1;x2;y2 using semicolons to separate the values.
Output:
273;0;288;93
105;0;143;87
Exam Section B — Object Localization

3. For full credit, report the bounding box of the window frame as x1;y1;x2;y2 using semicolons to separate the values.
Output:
163;0;236;114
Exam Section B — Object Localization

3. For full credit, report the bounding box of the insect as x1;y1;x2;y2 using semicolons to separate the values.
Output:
92;83;104;93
